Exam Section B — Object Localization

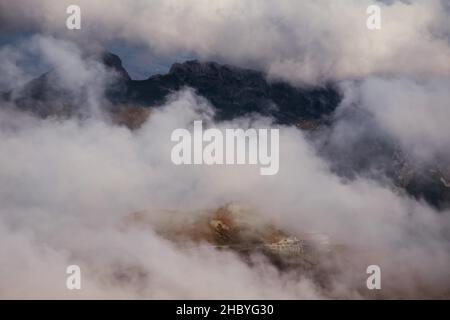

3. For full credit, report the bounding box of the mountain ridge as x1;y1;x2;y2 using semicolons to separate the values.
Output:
2;51;342;125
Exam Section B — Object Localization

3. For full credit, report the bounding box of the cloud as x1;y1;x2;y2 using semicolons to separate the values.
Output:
0;92;329;299
341;77;450;162
1;74;450;298
1;0;449;84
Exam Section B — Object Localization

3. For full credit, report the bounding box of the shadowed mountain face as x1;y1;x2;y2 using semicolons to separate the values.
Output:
4;52;341;125
124;60;341;124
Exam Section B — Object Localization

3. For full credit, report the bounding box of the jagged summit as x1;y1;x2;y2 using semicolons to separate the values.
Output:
169;60;216;75
100;51;131;81
168;59;256;78
129;58;341;123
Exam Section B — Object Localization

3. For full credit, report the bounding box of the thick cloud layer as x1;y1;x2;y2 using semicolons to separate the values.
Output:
338;77;450;163
1;87;450;298
1;0;449;84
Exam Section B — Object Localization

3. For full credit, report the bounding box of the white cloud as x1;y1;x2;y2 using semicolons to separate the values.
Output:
1;84;449;298
1;0;449;84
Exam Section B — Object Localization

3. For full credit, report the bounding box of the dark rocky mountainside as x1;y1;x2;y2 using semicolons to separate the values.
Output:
124;60;341;124
4;52;341;125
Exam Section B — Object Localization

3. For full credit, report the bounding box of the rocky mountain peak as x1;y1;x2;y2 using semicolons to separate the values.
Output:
99;51;131;81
